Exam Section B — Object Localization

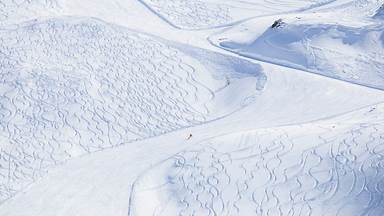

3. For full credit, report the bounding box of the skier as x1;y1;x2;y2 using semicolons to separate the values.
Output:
186;133;192;140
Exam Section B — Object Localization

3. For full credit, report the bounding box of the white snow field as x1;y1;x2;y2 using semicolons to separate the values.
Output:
130;104;384;216
0;0;60;25
210;4;384;90
136;0;339;29
0;17;268;203
0;0;384;216
375;4;384;19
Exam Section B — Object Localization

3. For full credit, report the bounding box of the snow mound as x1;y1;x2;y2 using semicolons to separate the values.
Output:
0;17;265;202
138;0;334;29
212;17;384;90
130;103;384;216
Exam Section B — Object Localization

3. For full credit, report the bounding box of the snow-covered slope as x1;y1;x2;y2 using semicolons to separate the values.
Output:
374;4;384;19
0;0;384;216
0;17;267;202
0;0;59;26
210;11;384;89
137;0;336;29
130;103;384;216
1;52;383;216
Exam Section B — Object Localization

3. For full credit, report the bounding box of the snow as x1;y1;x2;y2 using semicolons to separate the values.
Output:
137;0;336;29
0;0;384;216
375;4;384;19
0;0;59;26
0;16;266;203
130;104;384;216
210;11;384;90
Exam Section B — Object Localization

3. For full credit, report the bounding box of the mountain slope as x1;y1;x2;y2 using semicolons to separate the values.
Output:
210;11;384;89
130;103;384;216
137;0;336;29
0;17;266;202
0;0;384;216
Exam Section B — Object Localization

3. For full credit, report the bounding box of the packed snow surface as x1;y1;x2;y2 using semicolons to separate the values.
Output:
0;0;384;216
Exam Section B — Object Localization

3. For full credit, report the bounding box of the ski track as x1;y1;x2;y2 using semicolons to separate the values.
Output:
0;0;59;26
210;20;384;90
137;0;232;30
137;0;335;30
0;0;384;215
0;17;221;203
130;104;384;216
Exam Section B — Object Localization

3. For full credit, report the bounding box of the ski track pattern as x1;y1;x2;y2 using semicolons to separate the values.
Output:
138;0;232;29
309;45;384;88
138;0;333;29
131;105;384;216
214;23;384;90
0;0;58;25
292;24;384;90
0;18;215;202
297;24;384;89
